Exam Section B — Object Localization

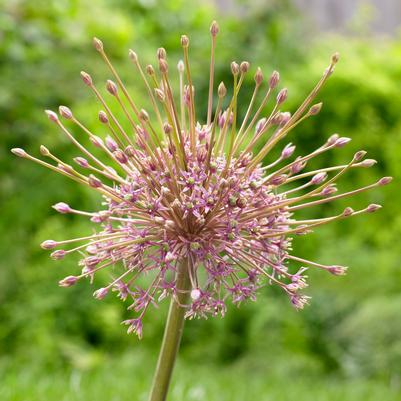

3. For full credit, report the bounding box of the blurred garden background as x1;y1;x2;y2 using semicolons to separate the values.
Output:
1;0;401;400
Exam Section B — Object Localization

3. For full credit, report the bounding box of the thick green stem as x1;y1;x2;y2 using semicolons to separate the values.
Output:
148;258;191;401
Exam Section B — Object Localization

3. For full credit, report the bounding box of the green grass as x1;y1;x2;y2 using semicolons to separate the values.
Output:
1;351;400;401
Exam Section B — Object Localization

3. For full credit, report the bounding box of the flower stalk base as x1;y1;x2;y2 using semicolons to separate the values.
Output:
148;259;191;401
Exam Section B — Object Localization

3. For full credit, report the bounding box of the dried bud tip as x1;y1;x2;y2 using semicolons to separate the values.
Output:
80;71;93;86
378;176;392;186
39;145;50;156
210;20;219;36
231;61;239;75
45;109;58;122
366;204;382;213
269;70;280;89
128;49;138;62
52;202;71;214
180;35;189;47
309;102;323;115
11;148;27;158
59;105;73;119
41;240;58;250
331;52;340;64
218;82;227;98
93;37;103;52
106;80;118;96
254;67;263;85
240;61;250;73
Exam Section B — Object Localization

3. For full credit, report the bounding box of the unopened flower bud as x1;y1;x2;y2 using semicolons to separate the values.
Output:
113;150;128;164
74;157;89;168
53;202;71;214
354;150;367;162
342;207;354;217
59;275;78;287
41;240;58;250
327;133;340;145
360;159;376;167
276;88;288;104
128;49;138;62
231;61;239;75
146;64;155;76
51;250;67;260
210;20;219;36
93;287;109;300
254;67;263;85
240;61;250;73
311;172;327;185
88;174;102;188
45;109;58;122
98;110;109;124
106;80;118;96
309;102;322;115
59;105;73;119
321;184;337;196
331;52;340;64
90;135;103;148
163;123;172;134
159;59;168;74
218;82;226;98
154;88;165;102
366;204;382;213
105;136;118;152
40;145;50;156
93;37;103;51
139;109;149;122
328;265;347;275
157;47;167;60
11;148;27;158
269;70;280;89
378;176;392;186
281;143;295;159
335;137;351;148
180;35;189;48
80;71;93;86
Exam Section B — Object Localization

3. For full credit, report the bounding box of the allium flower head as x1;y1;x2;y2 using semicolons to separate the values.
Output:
12;21;391;338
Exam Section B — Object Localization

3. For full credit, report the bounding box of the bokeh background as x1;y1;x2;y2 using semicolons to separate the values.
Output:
1;0;401;400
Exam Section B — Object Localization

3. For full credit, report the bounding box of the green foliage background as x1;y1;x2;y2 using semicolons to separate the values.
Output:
1;0;400;400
